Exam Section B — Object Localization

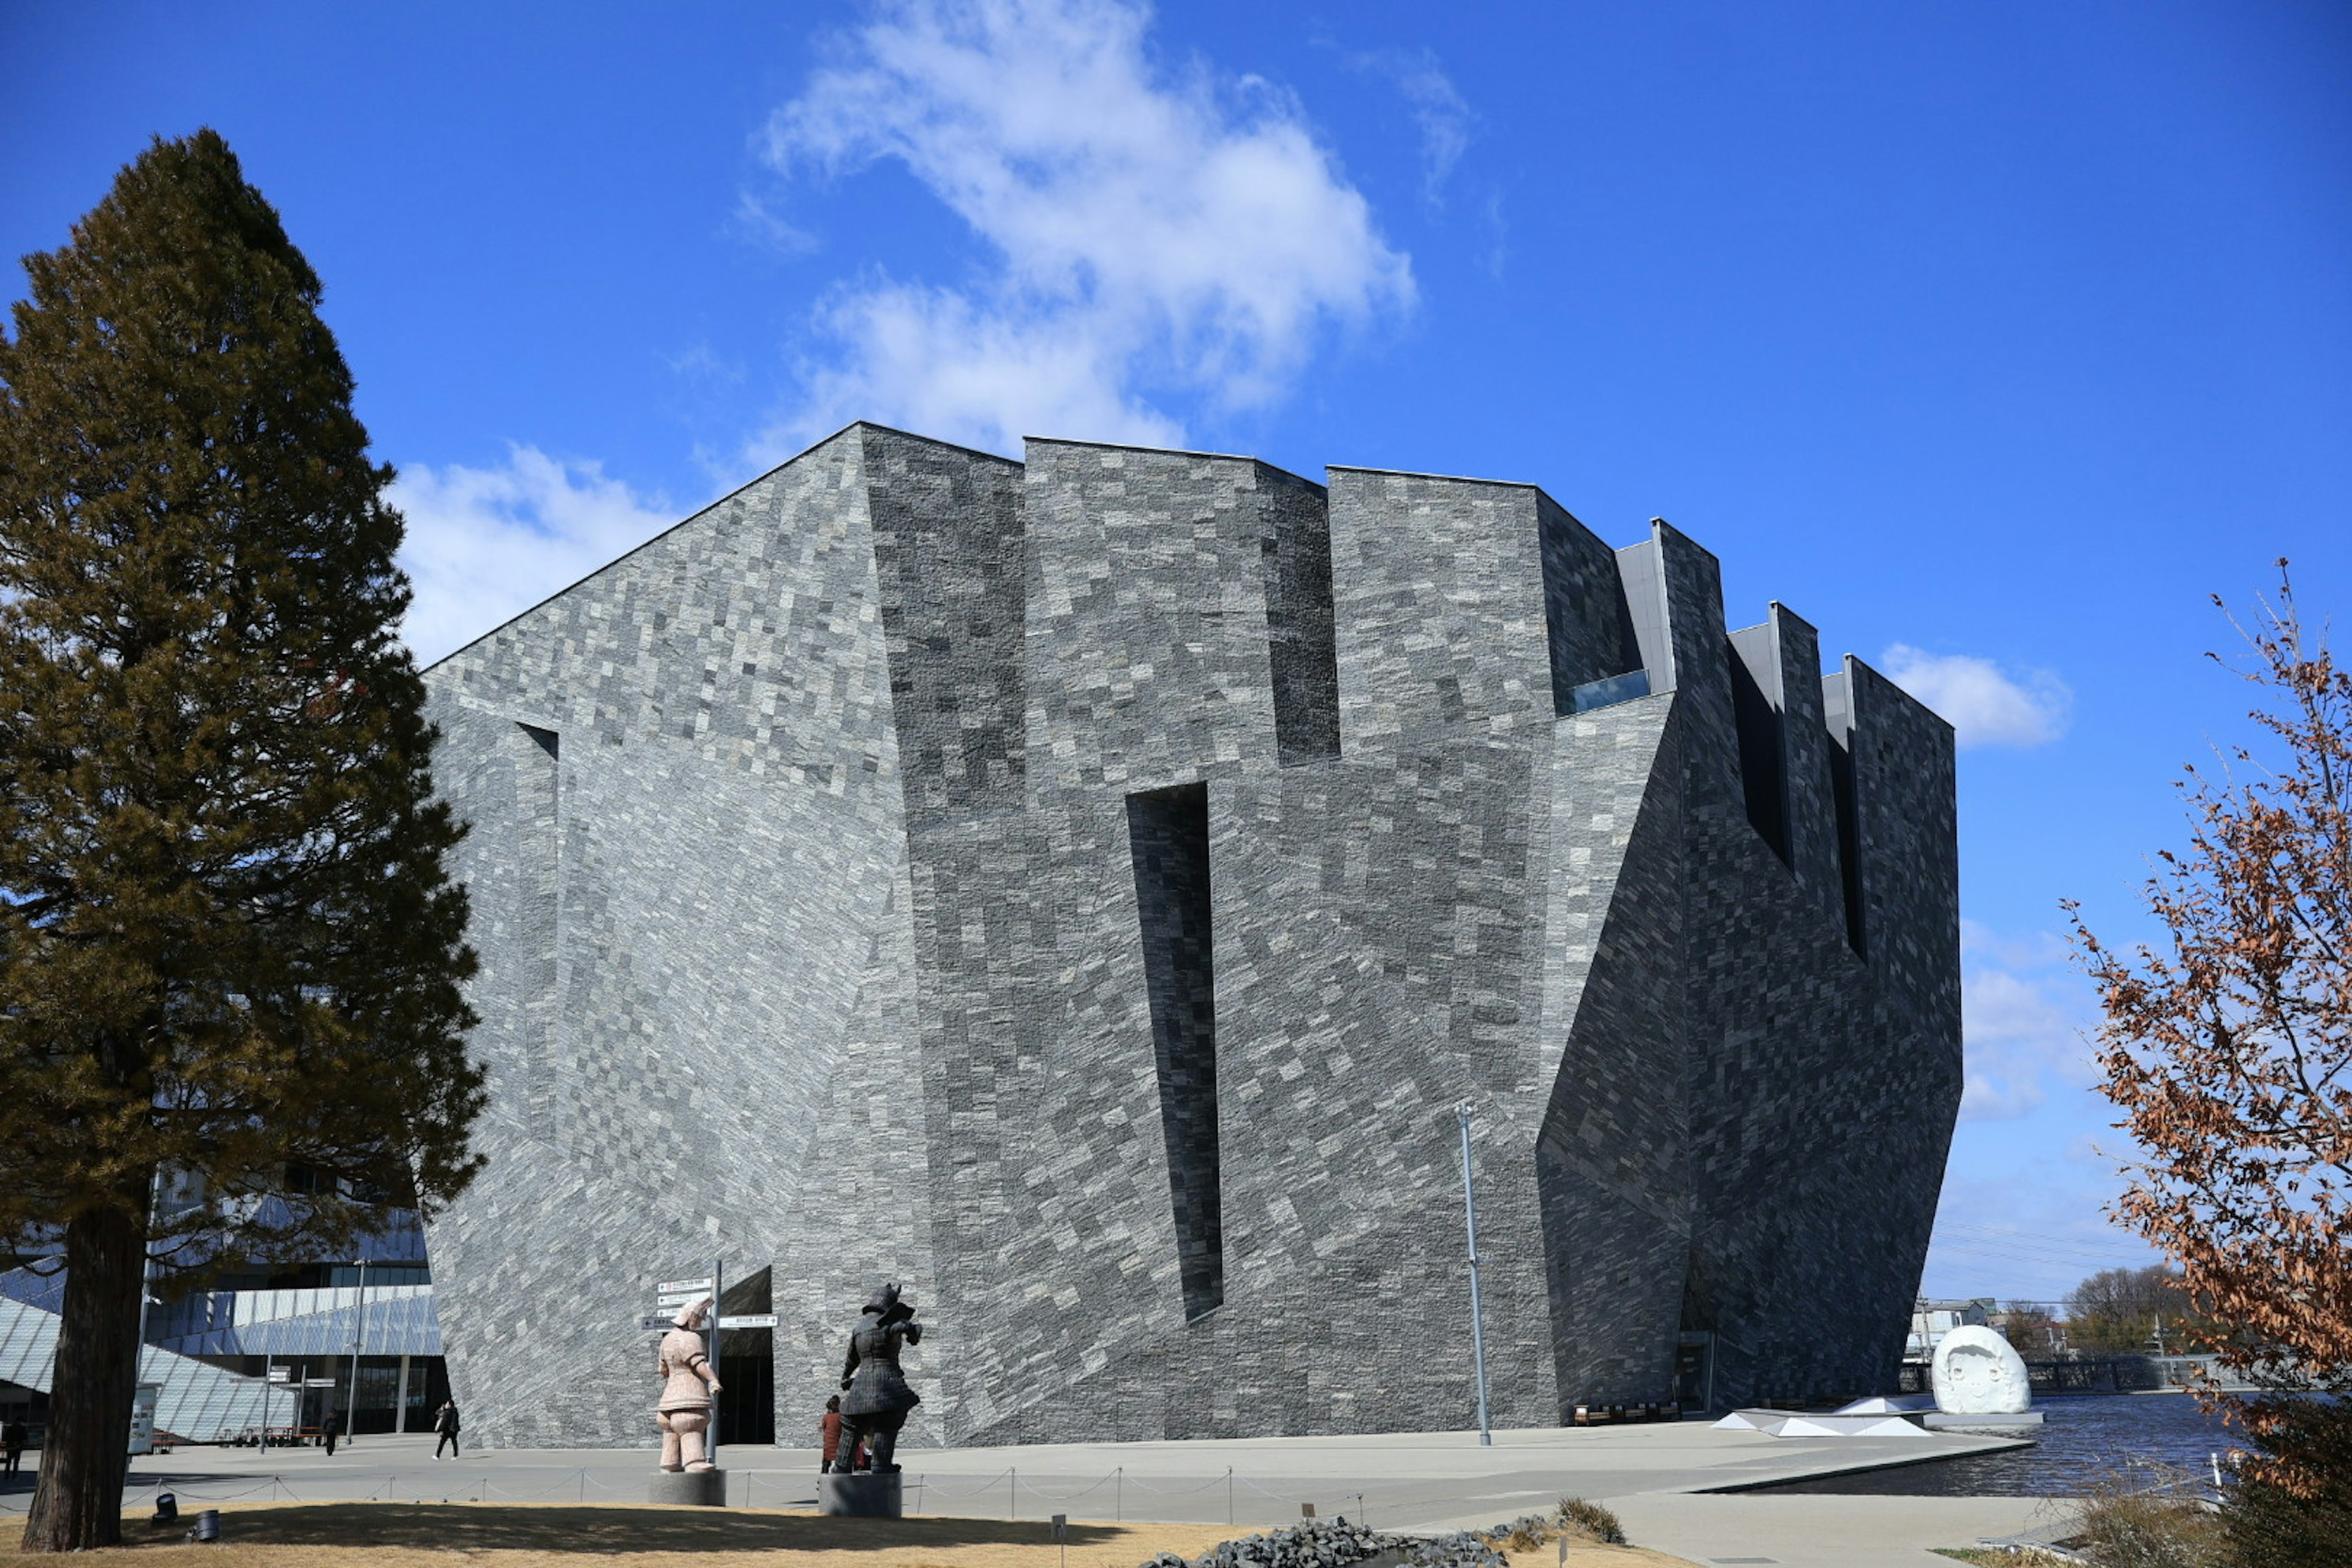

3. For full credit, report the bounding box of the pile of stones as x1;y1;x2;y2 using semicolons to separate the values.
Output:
1139;1518;1506;1568
1140;1517;1386;1568
1390;1530;1510;1568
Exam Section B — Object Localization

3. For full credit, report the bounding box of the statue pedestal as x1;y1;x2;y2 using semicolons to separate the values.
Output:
819;1472;903;1518
649;1468;728;1507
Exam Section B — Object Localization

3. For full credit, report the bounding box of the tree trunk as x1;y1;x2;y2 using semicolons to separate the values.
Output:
20;1193;145;1552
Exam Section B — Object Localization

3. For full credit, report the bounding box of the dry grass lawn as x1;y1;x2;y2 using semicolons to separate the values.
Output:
9;1501;1684;1568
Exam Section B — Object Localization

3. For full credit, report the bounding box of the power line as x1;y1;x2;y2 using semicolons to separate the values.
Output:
1929;1238;2154;1270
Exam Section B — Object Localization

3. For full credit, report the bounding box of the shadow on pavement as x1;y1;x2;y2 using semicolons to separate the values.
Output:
92;1502;1138;1554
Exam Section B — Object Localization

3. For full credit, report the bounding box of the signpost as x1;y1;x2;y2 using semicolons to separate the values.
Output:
263;1365;291;1451
707;1259;722;1470
643;1265;730;1470
127;1382;160;1457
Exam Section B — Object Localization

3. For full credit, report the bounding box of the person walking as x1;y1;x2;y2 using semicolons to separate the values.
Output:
1;1415;25;1475
432;1400;461;1459
320;1408;341;1457
819;1395;843;1472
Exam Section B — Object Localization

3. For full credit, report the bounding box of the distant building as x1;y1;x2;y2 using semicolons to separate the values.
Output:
422;426;1962;1448
1908;1297;1995;1359
1;1188;444;1445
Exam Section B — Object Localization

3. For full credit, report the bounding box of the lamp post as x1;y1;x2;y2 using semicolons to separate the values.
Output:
342;1256;368;1436
1455;1100;1492;1446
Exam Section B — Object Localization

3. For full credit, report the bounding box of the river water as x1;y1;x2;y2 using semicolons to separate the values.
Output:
1752;1393;2239;1496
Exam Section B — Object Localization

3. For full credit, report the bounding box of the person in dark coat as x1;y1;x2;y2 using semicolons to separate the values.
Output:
1;1416;25;1474
320;1409;341;1457
432;1400;461;1458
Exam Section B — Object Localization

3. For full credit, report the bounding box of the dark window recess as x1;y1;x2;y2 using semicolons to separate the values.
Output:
520;724;558;759
1827;731;1868;957
1126;782;1223;1319
325;1264;430;1288
1728;649;1791;863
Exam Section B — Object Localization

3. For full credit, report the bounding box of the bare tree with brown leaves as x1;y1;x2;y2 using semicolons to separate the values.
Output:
2070;562;2351;1509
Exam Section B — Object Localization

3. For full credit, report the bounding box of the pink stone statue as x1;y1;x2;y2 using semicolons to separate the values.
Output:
655;1297;723;1472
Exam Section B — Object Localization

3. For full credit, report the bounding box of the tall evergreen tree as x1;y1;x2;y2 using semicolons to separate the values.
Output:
0;130;484;1552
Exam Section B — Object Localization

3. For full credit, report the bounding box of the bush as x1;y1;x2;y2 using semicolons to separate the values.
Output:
2073;1466;2225;1568
1554;1498;1626;1546
2218;1396;2352;1568
1487;1514;1551;1553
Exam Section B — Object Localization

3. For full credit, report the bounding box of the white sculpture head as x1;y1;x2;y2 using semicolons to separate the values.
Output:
1931;1324;2032;1414
671;1296;712;1331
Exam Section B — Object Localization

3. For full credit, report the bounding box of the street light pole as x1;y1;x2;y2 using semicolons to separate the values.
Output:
1455;1100;1492;1446
342;1256;368;1436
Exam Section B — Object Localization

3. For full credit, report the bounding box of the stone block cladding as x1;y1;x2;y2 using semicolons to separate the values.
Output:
421;424;1959;1450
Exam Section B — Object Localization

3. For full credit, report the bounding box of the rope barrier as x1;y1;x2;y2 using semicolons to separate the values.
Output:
900;1466;1013;1497
1011;1469;1115;1502
1124;1469;1238;1494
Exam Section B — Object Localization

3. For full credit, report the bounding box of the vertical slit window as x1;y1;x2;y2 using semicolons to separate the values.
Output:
516;723;561;1139
1126;782;1223;1319
1727;632;1791;864
1825;727;1868;958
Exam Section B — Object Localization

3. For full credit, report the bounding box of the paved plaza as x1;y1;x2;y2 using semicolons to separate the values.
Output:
2;1423;2058;1566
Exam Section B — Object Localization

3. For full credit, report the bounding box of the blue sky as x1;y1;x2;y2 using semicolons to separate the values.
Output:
7;0;2348;1305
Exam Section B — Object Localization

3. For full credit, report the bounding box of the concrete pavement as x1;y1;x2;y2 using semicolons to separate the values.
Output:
2;1425;2070;1567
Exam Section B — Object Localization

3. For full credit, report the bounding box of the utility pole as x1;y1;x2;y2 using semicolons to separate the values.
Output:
1455;1101;1492;1446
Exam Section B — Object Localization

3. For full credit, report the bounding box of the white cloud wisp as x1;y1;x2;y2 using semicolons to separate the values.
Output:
1352;47;1474;206
1882;644;2072;748
758;0;1415;457
1957;921;2098;1122
392;445;677;665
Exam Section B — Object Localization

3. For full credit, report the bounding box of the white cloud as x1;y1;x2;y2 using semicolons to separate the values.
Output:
391;446;677;666
1352;48;1474;206
1959;918;2068;970
1957;930;2101;1122
1882;644;2071;748
1960;967;2078;1120
755;0;1414;458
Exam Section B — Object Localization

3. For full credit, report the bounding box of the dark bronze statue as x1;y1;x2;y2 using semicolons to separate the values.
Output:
832;1282;922;1473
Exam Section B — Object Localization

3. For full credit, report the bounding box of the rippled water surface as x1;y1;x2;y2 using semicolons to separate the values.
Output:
1753;1394;2237;1496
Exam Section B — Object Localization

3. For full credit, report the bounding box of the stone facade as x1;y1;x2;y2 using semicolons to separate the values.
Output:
421;424;1959;1450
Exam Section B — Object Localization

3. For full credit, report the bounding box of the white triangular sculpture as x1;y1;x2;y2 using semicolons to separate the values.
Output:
1834;1393;1936;1415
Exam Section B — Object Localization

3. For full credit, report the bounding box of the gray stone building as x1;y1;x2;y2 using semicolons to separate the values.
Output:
420;424;1959;1450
